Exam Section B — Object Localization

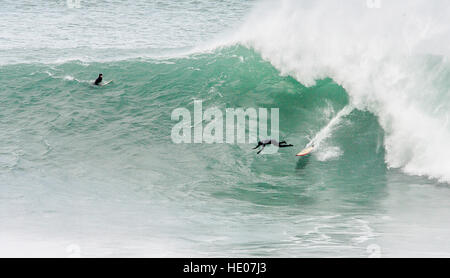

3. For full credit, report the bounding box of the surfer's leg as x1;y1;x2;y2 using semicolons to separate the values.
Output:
253;142;262;149
257;145;265;154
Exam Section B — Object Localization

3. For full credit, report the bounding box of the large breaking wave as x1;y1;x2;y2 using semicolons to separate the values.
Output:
228;0;450;182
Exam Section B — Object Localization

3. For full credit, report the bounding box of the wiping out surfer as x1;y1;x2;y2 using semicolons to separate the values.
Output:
253;139;293;154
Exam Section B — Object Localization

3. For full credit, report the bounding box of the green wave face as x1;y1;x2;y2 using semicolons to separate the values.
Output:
0;46;385;192
1;46;396;256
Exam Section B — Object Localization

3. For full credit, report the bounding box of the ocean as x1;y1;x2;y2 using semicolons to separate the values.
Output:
1;0;450;257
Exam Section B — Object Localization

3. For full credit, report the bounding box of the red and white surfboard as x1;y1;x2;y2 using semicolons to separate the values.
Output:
296;145;314;157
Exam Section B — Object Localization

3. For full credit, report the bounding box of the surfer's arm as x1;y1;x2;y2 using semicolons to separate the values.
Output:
279;144;293;148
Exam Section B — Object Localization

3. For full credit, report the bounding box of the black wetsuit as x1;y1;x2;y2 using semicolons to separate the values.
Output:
94;76;102;85
253;139;293;154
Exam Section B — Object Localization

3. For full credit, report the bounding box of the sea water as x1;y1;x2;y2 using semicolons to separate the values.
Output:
1;0;450;257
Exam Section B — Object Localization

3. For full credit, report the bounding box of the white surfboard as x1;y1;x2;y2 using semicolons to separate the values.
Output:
296;145;314;157
102;80;113;86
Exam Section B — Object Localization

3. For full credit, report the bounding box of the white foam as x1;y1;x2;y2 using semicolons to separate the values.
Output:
308;105;354;149
316;146;344;162
235;0;450;183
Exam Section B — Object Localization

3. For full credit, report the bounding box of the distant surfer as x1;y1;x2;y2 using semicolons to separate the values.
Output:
94;73;103;85
253;139;293;154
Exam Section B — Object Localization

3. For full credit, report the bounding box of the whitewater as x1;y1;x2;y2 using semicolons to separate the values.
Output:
233;0;450;183
1;0;450;257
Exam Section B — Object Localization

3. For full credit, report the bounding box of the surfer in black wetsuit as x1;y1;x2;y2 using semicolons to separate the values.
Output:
94;73;103;85
253;139;293;154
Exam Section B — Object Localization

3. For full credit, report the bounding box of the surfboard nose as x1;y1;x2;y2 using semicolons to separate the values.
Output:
296;146;314;156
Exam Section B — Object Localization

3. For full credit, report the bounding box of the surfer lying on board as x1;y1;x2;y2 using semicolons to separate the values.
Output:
253;139;293;154
94;73;103;85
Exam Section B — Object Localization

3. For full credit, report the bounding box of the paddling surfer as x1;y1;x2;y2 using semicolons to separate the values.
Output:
94;73;103;85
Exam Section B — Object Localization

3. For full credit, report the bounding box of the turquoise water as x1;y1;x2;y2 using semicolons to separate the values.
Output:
1;0;450;257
